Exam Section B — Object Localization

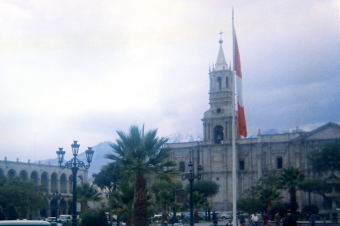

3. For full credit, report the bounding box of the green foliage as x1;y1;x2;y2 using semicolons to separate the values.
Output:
308;140;340;174
108;182;134;226
237;196;264;214
0;177;47;219
150;180;183;223
105;125;179;226
80;208;108;226
269;203;286;220
77;183;102;212
93;162;121;190
302;204;319;215
280;166;305;213
242;170;282;212
191;180;220;198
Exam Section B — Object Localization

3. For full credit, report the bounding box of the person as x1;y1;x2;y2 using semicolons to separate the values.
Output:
262;212;269;226
226;220;232;226
251;213;258;226
275;211;281;226
309;212;316;226
282;217;297;226
240;219;246;226
212;211;218;225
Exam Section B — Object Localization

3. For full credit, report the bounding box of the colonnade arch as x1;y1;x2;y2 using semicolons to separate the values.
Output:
30;171;39;185
8;169;16;178
19;170;28;181
51;172;58;194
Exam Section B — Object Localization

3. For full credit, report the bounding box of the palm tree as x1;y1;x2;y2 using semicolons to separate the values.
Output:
106;125;178;226
109;182;135;226
259;187;282;212
280;166;305;214
77;183;102;212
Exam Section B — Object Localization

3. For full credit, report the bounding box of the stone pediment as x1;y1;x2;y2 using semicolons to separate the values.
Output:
304;122;340;140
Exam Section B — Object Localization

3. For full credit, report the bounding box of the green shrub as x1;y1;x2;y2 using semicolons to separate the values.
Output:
81;208;108;226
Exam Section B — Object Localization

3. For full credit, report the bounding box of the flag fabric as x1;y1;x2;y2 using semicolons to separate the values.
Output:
234;28;247;137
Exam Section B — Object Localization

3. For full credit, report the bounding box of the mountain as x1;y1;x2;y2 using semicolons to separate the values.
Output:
37;141;114;180
167;132;203;143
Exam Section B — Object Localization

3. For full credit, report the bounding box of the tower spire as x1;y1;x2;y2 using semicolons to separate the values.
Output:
215;30;228;70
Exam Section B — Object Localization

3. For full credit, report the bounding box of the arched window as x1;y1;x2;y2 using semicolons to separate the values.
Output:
214;125;224;144
226;76;229;89
217;77;222;90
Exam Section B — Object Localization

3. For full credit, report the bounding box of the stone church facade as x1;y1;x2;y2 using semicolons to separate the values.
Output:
165;38;340;211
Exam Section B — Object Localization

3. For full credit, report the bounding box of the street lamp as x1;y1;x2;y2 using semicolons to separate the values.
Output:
181;149;203;226
53;190;62;223
56;141;94;226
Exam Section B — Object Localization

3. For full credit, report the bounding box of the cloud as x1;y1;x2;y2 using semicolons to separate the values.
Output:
0;0;339;161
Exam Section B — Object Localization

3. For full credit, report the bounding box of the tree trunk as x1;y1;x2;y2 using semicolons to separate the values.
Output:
289;187;298;214
133;173;148;226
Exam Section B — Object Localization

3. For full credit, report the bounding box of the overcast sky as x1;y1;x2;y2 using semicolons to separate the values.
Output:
1;0;339;162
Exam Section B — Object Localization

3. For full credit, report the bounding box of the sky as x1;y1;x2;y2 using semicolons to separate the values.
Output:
0;0;339;162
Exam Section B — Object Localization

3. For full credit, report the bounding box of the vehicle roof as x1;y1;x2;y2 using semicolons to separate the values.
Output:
0;221;50;226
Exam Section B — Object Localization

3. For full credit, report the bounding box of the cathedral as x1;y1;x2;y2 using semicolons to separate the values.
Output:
164;37;340;211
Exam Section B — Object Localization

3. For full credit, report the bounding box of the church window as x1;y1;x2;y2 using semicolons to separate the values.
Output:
226;77;229;88
239;160;245;170
210;78;213;89
277;157;283;169
179;161;185;172
217;77;222;90
214;125;224;144
208;124;211;139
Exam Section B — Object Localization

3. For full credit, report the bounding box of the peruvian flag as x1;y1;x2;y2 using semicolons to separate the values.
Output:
234;28;247;137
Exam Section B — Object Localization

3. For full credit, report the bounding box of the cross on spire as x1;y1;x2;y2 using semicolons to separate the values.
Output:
218;30;224;44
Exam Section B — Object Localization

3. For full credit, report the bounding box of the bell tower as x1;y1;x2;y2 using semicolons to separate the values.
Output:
202;37;235;144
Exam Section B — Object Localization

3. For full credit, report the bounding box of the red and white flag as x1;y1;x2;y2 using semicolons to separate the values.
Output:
234;28;247;137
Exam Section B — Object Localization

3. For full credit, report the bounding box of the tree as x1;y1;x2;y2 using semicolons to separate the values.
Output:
259;187;282;212
308;140;340;174
242;170;282;213
108;182;135;226
77;183;102;212
80;208;108;226
191;180;219;220
280;166;305;214
93;162;121;191
106;125;178;226
237;196;264;215
0;177;47;219
150;180;183;224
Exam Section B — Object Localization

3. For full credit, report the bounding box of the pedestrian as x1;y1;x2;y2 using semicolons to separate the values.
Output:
309;211;316;226
251;213;258;226
240;219;246;226
262;212;269;226
212;211;218;225
282;217;297;226
275;211;281;226
226;220;232;226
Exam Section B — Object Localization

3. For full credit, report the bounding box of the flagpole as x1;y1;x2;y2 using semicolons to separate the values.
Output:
231;7;237;226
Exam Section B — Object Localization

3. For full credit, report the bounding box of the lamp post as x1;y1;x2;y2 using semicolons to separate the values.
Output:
181;149;203;226
169;186;178;224
56;141;94;226
53;190;62;223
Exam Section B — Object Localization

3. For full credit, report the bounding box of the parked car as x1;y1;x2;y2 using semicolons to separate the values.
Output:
0;220;51;226
46;217;56;222
58;215;72;224
220;212;232;219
